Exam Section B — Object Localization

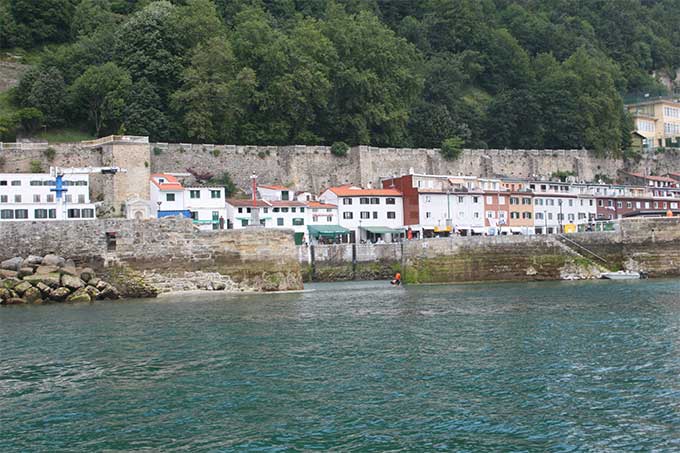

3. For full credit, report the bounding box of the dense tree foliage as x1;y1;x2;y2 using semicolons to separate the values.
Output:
4;0;680;154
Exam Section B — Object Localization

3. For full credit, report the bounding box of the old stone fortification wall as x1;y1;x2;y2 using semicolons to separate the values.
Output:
0;218;303;291
3;141;680;196
299;218;680;283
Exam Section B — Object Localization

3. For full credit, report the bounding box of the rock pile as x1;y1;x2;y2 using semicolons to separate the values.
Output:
141;270;244;293
0;255;120;305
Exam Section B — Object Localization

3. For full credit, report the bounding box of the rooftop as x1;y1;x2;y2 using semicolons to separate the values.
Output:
150;173;183;191
327;185;402;197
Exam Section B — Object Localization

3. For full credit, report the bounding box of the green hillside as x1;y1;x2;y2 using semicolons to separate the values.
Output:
1;0;678;155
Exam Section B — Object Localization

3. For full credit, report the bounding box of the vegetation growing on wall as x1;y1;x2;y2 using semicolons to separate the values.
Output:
3;0;680;154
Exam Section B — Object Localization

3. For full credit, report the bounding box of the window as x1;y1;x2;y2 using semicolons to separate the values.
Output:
510;197;519;205
281;207;289;213
486;196;493;204
11;180;20;186
300;207;305;213
607;200;613;207
568;199;573;207
598;200;603;207
499;196;505;205
0;195;6;203
48;209;56;219
291;207;296;213
237;207;243;213
166;193;175;202
386;198;395;205
277;218;284;226
627;201;632;208
0;180;5;186
370;197;379;204
654;201;659;209
473;212;480;219
372;211;378;219
671;202;678;209
343;212;353;219
536;212;544;220
617;201;622;208
273;207;280;213
557;213;564;221
387;211;396;219
0;209;13;219
68;209;81;218
327;216;332;222
510;211;520;219
426;212;432;218
14;209;28;219
343;198;352;205
241;219;248;227
522;198;531;205
78;194;85;204
360;211;370;219
34;209;48;219
47;194;54;203
458;196;464;203
281;191;289;201
522;212;532;219
263;208;269;213
548;213;553;220
568;214;575;221
360;197;369;204
33;194;40;203
211;190;221;199
82;209;94;218
473;196;479;203
190;190;200;199
292;218;304;226
14;195;21;203
425;195;431;203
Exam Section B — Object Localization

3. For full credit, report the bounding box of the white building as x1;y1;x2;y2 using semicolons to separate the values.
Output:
319;185;404;242
150;174;226;230
0;172;96;222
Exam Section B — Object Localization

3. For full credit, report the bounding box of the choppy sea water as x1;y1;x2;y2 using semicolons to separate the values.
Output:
1;279;679;452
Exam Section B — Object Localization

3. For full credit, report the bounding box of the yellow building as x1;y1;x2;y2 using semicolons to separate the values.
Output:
626;97;680;148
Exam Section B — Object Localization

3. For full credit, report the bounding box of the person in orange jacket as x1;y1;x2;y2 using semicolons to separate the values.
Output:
391;272;402;286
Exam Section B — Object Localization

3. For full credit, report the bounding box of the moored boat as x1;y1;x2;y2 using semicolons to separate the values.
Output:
601;271;641;280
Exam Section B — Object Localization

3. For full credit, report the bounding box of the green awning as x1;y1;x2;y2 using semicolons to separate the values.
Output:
308;224;351;238
361;226;405;234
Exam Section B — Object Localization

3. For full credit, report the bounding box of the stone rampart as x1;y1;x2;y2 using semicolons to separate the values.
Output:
4;140;680;196
299;218;680;282
0;218;303;291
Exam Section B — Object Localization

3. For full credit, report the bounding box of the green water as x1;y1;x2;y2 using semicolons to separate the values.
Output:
1;280;679;452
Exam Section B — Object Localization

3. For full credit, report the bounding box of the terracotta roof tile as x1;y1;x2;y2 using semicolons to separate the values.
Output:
151;173;183;191
328;185;402;197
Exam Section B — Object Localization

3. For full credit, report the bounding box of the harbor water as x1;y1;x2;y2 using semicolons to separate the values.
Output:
1;280;679;451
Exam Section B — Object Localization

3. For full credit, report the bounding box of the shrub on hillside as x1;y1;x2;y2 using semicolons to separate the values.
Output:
331;141;349;157
440;137;463;160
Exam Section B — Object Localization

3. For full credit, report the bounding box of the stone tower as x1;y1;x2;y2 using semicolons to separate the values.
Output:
81;135;150;216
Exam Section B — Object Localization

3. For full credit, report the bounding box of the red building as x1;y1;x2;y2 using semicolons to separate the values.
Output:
595;196;680;219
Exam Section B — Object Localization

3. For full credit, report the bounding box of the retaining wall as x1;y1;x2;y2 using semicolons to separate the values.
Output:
0;218;303;291
299;218;680;283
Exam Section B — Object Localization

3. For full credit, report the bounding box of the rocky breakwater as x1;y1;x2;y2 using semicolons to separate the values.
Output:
0;254;120;305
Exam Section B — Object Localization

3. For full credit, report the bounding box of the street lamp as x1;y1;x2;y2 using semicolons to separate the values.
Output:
156;201;162;218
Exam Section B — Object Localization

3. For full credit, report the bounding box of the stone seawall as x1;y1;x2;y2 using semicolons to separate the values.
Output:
3;141;680;196
299;218;680;283
0;218;303;292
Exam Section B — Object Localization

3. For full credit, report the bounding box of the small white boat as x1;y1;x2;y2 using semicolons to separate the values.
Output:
601;271;641;280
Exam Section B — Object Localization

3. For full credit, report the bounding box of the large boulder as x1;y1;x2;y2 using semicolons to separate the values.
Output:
23;286;42;304
23;273;61;288
35;282;51;295
13;281;33;295
35;265;60;275
61;274;85;291
2;277;22;290
80;268;96;282
1;257;23;271
100;284;121;300
42;254;65;267
83;285;101;300
0;269;18;279
49;287;71;302
4;297;25;305
66;288;91;303
17;267;35;279
0;287;12;302
60;265;78;276
23;255;44;266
